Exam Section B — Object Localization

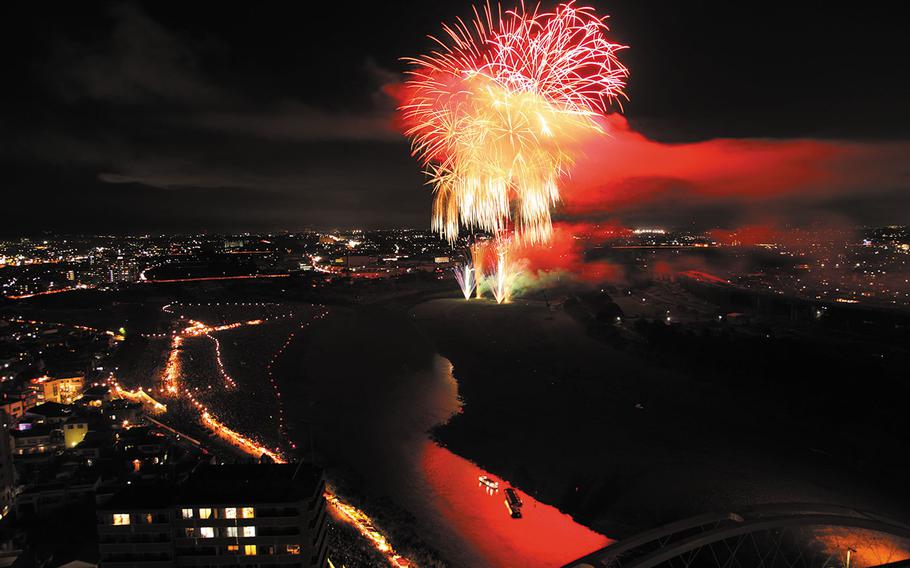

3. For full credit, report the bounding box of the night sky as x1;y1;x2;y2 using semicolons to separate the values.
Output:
2;1;907;235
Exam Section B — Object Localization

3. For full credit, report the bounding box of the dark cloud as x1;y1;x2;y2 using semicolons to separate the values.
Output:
50;3;229;106
1;2;420;235
0;1;907;235
188;105;399;142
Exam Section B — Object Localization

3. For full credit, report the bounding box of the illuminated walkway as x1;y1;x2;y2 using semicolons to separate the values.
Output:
153;303;413;567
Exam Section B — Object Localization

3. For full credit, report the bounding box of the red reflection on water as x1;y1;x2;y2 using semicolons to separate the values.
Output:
421;441;611;567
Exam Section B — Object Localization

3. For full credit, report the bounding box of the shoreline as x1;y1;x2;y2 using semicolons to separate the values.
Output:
274;300;612;567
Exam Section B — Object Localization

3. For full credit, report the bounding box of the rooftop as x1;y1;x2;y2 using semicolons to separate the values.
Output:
178;463;324;505
27;401;74;418
100;463;324;511
10;423;56;437
81;385;110;398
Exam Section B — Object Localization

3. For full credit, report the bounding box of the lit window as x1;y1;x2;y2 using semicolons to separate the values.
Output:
184;527;195;537
181;508;193;519
241;507;255;519
200;527;215;538
225;526;238;538
244;544;257;556
199;508;212;519
224;507;237;519
145;513;154;524
286;544;301;555
112;513;130;526
242;526;256;537
227;545;239;554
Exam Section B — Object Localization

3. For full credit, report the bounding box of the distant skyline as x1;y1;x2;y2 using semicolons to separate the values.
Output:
0;223;907;241
2;1;908;235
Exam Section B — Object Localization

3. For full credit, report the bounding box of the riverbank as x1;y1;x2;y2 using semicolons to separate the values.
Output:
409;296;909;538
275;302;611;567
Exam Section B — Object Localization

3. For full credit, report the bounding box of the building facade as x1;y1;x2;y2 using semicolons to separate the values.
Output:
0;397;27;421
9;424;62;458
0;410;14;520
34;374;85;404
97;464;328;568
63;417;89;449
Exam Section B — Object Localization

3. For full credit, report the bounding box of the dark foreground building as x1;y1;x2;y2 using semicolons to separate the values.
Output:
97;463;328;567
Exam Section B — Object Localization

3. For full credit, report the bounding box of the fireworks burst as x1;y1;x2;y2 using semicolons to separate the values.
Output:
401;1;627;246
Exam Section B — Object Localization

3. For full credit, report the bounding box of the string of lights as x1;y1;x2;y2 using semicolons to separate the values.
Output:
152;303;411;567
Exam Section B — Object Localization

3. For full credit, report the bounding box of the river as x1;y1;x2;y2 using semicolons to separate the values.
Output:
277;305;609;567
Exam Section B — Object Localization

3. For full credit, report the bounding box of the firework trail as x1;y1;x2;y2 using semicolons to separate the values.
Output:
470;238;517;304
401;1;628;248
489;241;521;304
454;261;477;299
471;240;487;299
454;239;490;300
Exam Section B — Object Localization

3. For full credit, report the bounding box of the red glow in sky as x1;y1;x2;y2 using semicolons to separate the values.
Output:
516;221;626;282
563;114;909;218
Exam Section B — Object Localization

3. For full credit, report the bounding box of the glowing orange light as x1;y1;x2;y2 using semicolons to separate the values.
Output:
326;492;412;567
146;305;406;565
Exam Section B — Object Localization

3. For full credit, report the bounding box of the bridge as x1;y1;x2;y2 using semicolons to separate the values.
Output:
563;503;910;568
